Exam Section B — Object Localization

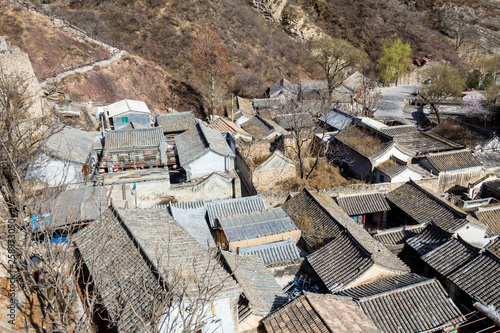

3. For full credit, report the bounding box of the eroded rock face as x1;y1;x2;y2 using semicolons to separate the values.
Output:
247;0;289;22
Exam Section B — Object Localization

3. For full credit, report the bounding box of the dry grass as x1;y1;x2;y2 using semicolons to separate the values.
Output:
276;157;362;192
336;126;383;156
431;119;484;147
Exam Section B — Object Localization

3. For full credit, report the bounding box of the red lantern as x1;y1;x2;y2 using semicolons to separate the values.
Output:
99;169;105;174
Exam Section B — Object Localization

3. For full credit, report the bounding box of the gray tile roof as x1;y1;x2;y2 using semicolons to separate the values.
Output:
231;239;305;265
393;131;463;156
421;237;479;276
156;111;196;133
300;80;328;92
448;249;500;308
74;208;161;332
269;78;299;100
336;192;390;216
334;124;394;160
218;208;299;243
169;205;215;248
378;125;418;137
241;115;280;139
337;277;465;333
206;195;266;228
307;231;374;292
283;189;409;274
262;292;381;333
318;108;354;130
426;149;482;172
406;223;452;255
374;159;407;178
335;273;429;299
44;126;97;164
486;237;500;257
104;127;165;150
386;181;470;232
36;186;108;230
372;224;426;248
175;123;234;166
252;98;283;110
115;208;241;300
236;96;255;117
474;206;500;237
275;113;314;130
222;251;287;316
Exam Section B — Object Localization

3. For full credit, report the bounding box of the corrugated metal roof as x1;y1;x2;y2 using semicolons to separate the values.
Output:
232;239;305;265
219;208;298;243
207;195;266;228
336;192;390;216
426;149;482;172
105;127;164;150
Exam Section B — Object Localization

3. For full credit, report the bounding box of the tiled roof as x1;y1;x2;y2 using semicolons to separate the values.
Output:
426;149;482;172
318;108;354;130
374;159;407;178
335;273;429;298
430;117;495;148
116;208;241;299
168;205;215;248
283;189;409;274
275;113;314;130
241;115;280;139
207;118;250;135
156;111;196;133
336;192;390;216
270;78;299;99
339;277;465;333
236;96;255;117
406;223;452;255
307;231;374;292
231;239;305;265
372;224;426;248
35;186;108;230
218;208;299;243
386;181;469;232
282;189;343;249
474;207;500;237
448;249;500;308
486;237;500;257
104;99;150;118
206;195;267;228
104;127;165;150
175;123;234;166
334;124;393;159
222;252;287;316
393;131;463;156
44;125;98;164
262;292;381;333
252;98;283;110
74;209;161;332
421;237;479;276
378;125;418;137
170;200;207;210
300;80;328;92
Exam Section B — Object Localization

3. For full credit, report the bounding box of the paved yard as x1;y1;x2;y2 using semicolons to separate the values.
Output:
375;84;418;123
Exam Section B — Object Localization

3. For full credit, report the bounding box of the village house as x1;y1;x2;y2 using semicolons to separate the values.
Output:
100;99;152;130
262;292;381;333
207;117;253;142
241;114;287;141
221;251;288;330
418;149;484;191
267;77;299;101
99;127;167;172
175;123;235;181
41;125;100;185
251;150;296;192
372;224;426;254
74;206;242;333
283;189;410;292
318;107;355;131
386;180;487;246
231;96;256;126
206;195;267;230
216;207;301;250
299;80;328;101
474;206;500;237
274;112;314;131
332;123;412;180
155;111;197;136
334;273;465;333
372;157;432;183
335;191;391;232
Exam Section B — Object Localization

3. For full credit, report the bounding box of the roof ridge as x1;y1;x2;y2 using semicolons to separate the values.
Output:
421;131;464;149
374;223;426;236
357;277;435;301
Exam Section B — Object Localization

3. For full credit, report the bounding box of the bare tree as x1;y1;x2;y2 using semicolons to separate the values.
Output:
440;4;477;51
191;29;230;119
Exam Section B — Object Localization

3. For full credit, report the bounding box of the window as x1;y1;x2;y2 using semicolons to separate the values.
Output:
121;117;129;124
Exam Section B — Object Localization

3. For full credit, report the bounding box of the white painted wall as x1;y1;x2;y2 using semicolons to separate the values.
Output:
158;298;236;333
455;223;487;247
391;168;424;183
372;146;412;168
186;152;231;180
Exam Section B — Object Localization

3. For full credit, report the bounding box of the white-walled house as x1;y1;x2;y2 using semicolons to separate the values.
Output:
175;123;235;181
